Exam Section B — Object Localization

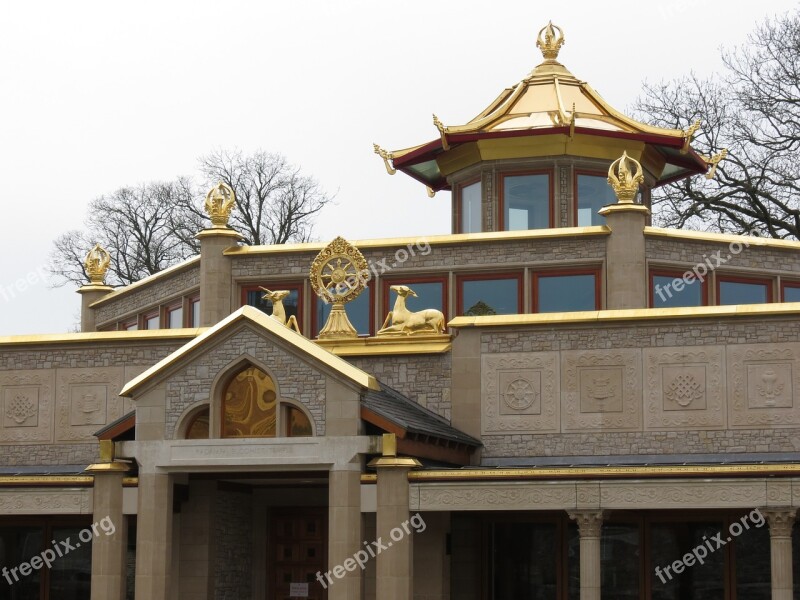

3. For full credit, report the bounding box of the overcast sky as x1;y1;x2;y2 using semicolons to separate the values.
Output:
1;0;796;335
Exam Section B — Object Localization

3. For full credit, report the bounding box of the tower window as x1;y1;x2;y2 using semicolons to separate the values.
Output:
458;179;482;233
575;172;615;226
499;171;552;231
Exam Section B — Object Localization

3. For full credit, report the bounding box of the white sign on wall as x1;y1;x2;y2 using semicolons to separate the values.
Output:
289;582;309;598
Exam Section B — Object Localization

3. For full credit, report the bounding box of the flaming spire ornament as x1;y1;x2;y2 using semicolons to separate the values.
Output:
204;182;236;228
607;152;644;204
536;21;565;62
84;243;111;285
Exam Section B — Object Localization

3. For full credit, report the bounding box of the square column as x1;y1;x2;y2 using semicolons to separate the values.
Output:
369;434;421;600
326;468;363;599
86;450;128;600
764;508;797;600
135;472;174;600
568;510;605;600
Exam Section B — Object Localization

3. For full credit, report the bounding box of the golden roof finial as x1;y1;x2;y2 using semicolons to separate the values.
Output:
204;182;236;228
84;243;111;285
536;21;565;62
607;151;644;204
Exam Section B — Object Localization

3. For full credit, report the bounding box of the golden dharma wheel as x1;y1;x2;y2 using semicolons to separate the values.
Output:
309;237;369;305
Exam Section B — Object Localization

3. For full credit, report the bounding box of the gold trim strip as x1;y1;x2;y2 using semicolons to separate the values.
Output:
449;302;800;329
0;475;139;487
645;226;800;251
316;335;452;356
361;463;800;484
89;256;201;308
0;328;205;347
223;227;610;256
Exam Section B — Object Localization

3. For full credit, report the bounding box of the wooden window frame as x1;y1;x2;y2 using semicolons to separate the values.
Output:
532;267;602;313
188;294;201;327
311;280;375;337
164;300;184;329
649;268;710;308
498;168;554;231
381;275;448;325
716;274;774;305
456;271;524;316
780;280;800;302
454;176;482;234
141;310;160;331
573;169;611;227
119;317;138;331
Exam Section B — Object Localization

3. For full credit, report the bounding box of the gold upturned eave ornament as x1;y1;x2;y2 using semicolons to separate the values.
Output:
607;151;644;204
536;21;565;62
84;243;111;285
204;182;236;228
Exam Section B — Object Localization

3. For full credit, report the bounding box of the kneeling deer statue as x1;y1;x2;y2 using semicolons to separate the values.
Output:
378;285;445;335
260;288;301;334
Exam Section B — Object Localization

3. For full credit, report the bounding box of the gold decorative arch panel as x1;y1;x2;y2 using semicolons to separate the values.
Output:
222;366;278;438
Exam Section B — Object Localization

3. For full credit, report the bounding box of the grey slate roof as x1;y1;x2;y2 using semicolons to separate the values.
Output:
361;383;481;447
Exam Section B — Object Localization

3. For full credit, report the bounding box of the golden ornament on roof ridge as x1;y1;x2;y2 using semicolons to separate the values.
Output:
204;182;236;228
607;151;644;204
84;243;111;285
536;21;565;62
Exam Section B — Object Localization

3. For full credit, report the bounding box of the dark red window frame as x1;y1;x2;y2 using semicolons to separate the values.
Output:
532;267;602;313
497;168;555;231
649;268;710;308
716;274;774;305
456;271;524;315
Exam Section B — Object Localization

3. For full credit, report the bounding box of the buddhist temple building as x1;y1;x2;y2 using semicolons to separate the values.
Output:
4;20;800;600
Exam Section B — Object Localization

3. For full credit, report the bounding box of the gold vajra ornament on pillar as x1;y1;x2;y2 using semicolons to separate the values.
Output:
607;151;644;204
378;285;446;336
84;243;111;285
536;21;565;61
309;237;369;339
204;182;236;228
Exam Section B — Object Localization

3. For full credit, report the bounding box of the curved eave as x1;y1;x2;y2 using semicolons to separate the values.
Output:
391;127;708;191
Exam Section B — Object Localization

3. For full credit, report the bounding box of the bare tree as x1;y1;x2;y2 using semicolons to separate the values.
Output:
49;151;333;286
633;11;800;239
197;149;333;245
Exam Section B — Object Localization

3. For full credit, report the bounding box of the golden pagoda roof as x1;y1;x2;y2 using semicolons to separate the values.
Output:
377;22;709;191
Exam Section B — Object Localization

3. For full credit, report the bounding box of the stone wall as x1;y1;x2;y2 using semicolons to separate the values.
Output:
163;326;327;439
478;316;800;459
347;353;452;420
645;235;800;275
214;487;253;600
0;341;182;465
94;262;201;326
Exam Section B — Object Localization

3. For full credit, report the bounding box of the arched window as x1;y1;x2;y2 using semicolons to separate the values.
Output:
185;408;210;439
222;366;278;438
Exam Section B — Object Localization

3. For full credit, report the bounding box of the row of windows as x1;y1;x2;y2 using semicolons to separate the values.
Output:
650;270;800;308
106;294;200;331
244;269;602;336
457;170;617;234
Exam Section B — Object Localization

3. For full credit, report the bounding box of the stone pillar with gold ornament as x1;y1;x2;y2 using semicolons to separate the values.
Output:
85;439;128;600
599;152;649;310
77;244;114;331
197;182;243;326
368;434;421;600
763;508;797;600
568;510;605;600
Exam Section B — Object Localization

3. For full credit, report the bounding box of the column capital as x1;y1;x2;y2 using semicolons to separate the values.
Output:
367;433;422;470
763;508;797;538
568;510;605;538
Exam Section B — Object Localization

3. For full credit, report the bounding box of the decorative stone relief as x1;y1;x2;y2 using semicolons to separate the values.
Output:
482;352;559;434
0;489;92;514
562;349;641;431
56;368;124;442
728;343;800;427
415;482;577;511
599;480;767;509
0;370;54;443
643;347;725;430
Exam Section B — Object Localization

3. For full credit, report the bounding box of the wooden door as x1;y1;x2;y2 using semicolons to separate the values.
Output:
268;507;327;600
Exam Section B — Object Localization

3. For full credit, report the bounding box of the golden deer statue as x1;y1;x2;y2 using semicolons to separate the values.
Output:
378;285;445;336
260;288;301;334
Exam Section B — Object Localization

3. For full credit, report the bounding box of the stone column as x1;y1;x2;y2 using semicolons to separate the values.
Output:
196;227;241;327
597;203;649;309
77;284;113;331
568;510;605;600
327;467;363;599
368;434;421;600
135;471;174;600
764;508;796;600
86;441;128;600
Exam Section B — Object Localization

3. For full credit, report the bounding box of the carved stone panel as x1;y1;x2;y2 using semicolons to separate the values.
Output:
562;350;642;431
728;344;800;428
482;353;559;434
0;370;54;443
644;347;725;430
56;368;124;442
